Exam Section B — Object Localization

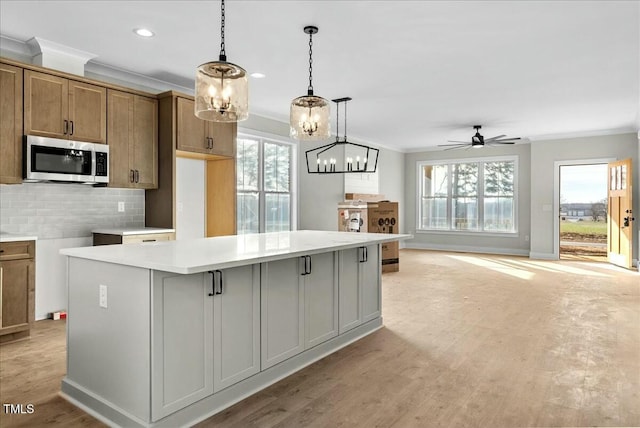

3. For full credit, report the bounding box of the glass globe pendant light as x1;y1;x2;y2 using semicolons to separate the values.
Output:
290;26;330;140
195;0;248;122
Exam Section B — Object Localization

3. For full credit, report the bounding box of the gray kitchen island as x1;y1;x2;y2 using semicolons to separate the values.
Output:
60;230;411;427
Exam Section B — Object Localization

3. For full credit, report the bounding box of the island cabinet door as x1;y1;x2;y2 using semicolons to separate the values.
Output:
339;247;362;334
261;257;305;370
339;244;381;332
304;252;339;349
361;244;381;323
151;272;214;421
213;264;260;392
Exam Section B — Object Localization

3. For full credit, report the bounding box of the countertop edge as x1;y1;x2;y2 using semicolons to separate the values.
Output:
61;233;411;274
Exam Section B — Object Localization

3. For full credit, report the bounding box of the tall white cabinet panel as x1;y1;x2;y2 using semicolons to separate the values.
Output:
339;247;362;334
361;244;381;323
213;265;261;392
261;257;305;369
151;272;213;421
304;252;339;348
176;157;205;239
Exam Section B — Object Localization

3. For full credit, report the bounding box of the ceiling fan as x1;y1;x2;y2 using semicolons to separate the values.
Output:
439;125;521;150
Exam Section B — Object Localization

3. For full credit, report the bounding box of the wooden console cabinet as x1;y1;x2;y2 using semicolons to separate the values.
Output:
0;240;35;343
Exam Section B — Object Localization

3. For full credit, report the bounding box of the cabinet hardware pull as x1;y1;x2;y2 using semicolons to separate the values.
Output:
364;247;368;262
208;271;215;296
300;256;308;276
63;120;68;135
129;170;134;183
215;270;223;294
359;247;365;263
306;255;312;274
142;239;156;242
70;121;74;135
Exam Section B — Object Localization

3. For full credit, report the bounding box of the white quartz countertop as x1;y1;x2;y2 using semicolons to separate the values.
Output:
0;232;38;243
61;230;411;274
92;227;175;236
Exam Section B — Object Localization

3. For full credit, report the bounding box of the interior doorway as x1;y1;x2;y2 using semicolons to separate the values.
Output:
559;163;608;261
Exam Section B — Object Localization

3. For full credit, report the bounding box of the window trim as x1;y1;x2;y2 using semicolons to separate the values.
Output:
416;155;518;235
237;131;298;233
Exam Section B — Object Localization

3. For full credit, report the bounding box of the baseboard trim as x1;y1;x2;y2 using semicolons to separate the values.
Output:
529;252;558;260
404;242;529;257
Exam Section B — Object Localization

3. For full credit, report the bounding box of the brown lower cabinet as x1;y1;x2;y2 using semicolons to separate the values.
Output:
0;240;35;343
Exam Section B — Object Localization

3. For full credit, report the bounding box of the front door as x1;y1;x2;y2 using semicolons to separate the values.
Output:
607;158;634;269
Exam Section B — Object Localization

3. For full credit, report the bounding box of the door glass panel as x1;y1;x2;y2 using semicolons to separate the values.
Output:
621;165;627;190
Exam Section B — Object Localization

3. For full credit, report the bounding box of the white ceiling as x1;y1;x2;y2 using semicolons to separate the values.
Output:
1;1;638;151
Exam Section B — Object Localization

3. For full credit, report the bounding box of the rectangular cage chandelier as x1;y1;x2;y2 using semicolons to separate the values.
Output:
304;97;379;174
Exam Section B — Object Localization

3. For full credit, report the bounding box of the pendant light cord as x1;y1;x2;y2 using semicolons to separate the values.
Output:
219;0;227;61
308;31;314;95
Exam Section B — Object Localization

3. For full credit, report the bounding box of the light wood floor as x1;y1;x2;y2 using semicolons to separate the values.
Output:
1;250;639;427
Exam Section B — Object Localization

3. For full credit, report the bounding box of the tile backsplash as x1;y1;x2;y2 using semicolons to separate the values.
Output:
0;183;144;239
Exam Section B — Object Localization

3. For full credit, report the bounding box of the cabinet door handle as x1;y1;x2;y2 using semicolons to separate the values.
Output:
142;239;156;242
63;120;69;135
129;169;134;183
208;271;215;296
306;255;312;275
215;270;223;294
70;120;74;135
300;256;308;276
134;170;139;183
359;247;366;263
364;247;368;262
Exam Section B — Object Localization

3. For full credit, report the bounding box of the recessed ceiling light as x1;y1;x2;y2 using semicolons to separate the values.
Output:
134;28;154;38
250;72;266;79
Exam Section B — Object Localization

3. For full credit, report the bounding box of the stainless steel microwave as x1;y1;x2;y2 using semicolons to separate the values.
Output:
23;135;109;184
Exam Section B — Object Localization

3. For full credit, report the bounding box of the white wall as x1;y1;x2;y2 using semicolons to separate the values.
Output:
529;133;638;260
176;157;206;239
35;237;91;320
404;144;532;255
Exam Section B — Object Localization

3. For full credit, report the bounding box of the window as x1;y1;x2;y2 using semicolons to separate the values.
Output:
237;134;295;234
418;156;517;233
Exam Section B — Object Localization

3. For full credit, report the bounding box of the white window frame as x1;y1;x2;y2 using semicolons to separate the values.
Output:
416;155;518;236
237;130;298;233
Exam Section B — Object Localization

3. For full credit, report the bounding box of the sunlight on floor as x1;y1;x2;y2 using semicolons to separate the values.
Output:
505;259;610;277
447;254;614;279
448;255;535;280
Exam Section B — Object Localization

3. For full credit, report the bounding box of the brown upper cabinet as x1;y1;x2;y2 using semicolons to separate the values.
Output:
107;90;158;189
176;96;235;158
24;70;107;144
0;63;23;184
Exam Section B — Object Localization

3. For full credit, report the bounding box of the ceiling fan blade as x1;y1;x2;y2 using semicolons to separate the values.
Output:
484;135;506;142
444;140;470;144
486;141;516;145
439;142;470;146
443;144;469;151
493;137;521;142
